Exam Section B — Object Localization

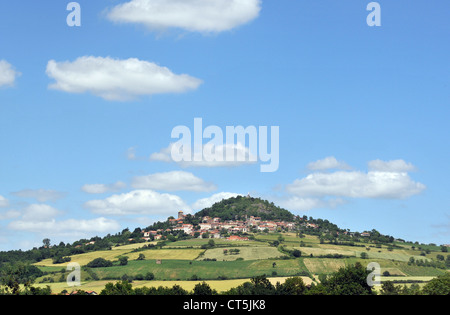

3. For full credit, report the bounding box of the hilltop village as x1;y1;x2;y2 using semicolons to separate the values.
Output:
141;211;304;242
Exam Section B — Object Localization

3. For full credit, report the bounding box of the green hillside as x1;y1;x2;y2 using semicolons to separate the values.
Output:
1;196;449;295
194;195;295;221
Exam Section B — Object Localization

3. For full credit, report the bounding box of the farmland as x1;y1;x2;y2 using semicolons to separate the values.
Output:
31;232;449;294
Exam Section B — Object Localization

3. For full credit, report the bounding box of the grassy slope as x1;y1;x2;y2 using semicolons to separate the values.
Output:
34;233;448;294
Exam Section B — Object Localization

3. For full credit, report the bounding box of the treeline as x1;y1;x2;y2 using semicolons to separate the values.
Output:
96;263;450;296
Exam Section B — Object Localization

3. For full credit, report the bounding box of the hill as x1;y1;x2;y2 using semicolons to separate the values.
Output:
1;196;449;295
194;195;295;222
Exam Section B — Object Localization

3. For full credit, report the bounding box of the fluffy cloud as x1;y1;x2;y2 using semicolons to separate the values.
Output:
20;204;61;222
84;189;190;216
0;210;20;221
7;203;120;236
0;60;20;87
307;156;352;171
82;181;127;194
132;171;216;192
150;142;257;168
106;0;262;33
276;196;330;212
46;56;202;101
368;159;417;172
286;160;425;200
12;189;67;203
8;217;120;235
191;192;242;210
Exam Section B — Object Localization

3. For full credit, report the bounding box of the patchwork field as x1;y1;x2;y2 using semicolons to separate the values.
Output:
199;246;287;261
32;233;448;294
35;248;204;267
89;258;307;281
35;249;133;267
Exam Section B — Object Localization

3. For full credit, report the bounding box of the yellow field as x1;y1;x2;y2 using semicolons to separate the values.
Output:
34;248;204;267
35;249;133;267
110;242;157;251
31;277;314;294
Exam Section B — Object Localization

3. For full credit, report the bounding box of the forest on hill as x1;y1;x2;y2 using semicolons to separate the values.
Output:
194;196;295;222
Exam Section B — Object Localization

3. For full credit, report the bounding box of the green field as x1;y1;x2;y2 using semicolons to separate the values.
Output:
200;246;287;261
33;233;449;294
89;258;307;281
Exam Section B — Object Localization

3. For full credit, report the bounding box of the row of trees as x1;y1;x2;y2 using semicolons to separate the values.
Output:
2;261;449;295
95;264;450;296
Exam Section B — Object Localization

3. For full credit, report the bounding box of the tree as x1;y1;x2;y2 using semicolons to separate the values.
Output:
0;263;45;295
119;256;129;266
277;277;306;295
137;253;145;261
317;263;374;295
380;281;401;295
144;272;155;281
100;280;134;295
249;275;275;295
422;273;450;295
86;258;113;268
42;238;51;248
192;282;217;295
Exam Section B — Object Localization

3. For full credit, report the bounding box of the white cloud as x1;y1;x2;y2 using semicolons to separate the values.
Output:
21;204;61;221
0;60;20;87
277;196;327;212
46;56;202;101
275;196;348;212
286;169;425;200
368;159;417;172
8;217;120;235
6;203;120;236
106;0;262;33
0;195;9;208
307;156;352;171
82;181;127;194
12;189;67;203
0;210;21;221
84;189;190;216
150;142;257;168
191;192;242;210
132;171;216;192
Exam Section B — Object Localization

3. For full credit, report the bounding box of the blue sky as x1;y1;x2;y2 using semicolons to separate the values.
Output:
0;0;448;251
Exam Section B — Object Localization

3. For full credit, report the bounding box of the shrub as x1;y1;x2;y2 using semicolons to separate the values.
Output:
86;258;113;268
